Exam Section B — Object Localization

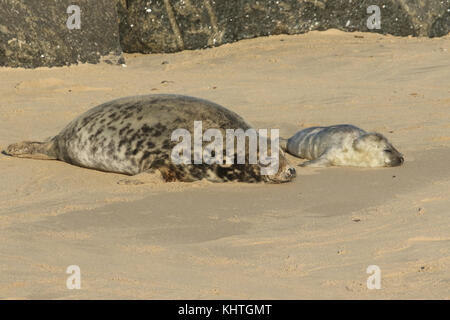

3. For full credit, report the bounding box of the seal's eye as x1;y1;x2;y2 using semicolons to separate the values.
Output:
384;149;392;153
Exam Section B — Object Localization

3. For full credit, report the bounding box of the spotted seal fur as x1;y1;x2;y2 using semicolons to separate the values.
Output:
5;94;295;183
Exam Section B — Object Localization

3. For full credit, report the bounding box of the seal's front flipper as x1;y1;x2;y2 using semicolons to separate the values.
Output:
299;157;331;167
4;141;58;160
118;168;167;185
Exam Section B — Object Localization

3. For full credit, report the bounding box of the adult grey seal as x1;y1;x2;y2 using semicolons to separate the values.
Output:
280;124;404;167
4;94;295;183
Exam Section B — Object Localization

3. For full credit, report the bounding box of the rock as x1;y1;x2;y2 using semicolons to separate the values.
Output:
118;0;450;54
430;10;450;37
398;0;450;37
0;0;124;68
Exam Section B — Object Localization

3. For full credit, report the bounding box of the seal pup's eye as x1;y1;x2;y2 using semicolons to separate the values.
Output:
384;149;393;153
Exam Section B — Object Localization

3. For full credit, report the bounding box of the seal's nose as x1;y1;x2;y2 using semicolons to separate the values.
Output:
392;156;404;166
288;167;296;177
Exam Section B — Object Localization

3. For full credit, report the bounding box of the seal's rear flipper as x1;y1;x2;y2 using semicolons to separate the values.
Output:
4;141;58;160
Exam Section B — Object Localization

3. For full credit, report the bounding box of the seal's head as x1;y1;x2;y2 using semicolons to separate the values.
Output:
352;133;404;167
262;149;296;183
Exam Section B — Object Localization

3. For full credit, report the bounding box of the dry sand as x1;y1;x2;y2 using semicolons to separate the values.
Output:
0;30;449;299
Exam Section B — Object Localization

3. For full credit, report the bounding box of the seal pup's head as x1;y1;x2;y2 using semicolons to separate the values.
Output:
352;133;404;167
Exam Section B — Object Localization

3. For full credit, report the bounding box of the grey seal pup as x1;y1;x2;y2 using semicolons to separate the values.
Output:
280;124;404;167
5;94;295;183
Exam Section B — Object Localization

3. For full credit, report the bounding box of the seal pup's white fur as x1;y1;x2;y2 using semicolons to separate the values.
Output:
280;124;404;168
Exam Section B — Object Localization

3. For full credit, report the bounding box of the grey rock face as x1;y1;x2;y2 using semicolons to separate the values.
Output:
430;9;450;37
0;0;124;68
118;0;450;53
1;0;447;67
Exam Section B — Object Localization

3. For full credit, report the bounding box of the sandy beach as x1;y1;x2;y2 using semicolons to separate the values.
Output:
0;30;449;299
